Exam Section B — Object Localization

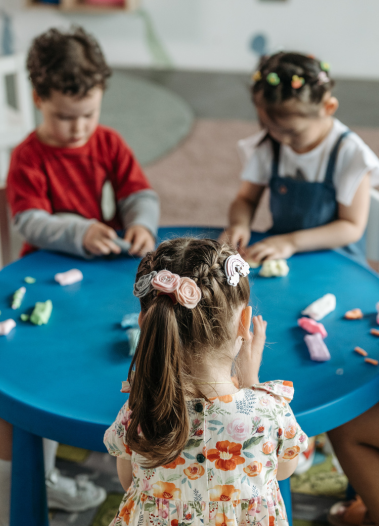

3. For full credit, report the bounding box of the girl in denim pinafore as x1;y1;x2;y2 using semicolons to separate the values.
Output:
221;52;378;266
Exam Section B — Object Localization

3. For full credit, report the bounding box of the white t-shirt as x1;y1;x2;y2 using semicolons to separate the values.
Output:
239;119;379;206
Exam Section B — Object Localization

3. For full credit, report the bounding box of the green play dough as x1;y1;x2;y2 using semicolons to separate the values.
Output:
20;314;29;321
30;300;53;326
24;277;36;284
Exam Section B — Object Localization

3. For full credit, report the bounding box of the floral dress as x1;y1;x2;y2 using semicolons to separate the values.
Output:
104;380;308;526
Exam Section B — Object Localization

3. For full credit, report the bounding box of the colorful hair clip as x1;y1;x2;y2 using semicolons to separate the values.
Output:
252;70;262;82
317;71;330;85
224;254;250;287
291;75;305;89
320;61;330;72
266;72;280;86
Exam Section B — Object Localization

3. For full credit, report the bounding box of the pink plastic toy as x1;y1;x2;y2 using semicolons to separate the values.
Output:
55;269;83;286
0;319;16;336
298;317;327;339
304;333;331;362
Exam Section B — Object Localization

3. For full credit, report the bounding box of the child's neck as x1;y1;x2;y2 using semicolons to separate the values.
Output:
190;360;240;398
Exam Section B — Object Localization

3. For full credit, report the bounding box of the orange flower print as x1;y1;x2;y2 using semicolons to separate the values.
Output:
215;511;236;526
262;441;275;455
209;484;241;502
269;516;275;526
163;456;185;469
152;481;182;500
119;496;135;525
209;395;233;403
283;445;300;460
171;521;178;526
124;443;132;456
207;441;245;471
283;381;293;387
243;461;262;477
184;463;205;480
284;424;296;439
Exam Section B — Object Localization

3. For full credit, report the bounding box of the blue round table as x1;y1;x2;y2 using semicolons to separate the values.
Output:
1;227;379;526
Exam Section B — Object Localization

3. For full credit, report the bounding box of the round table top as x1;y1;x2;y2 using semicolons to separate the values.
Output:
1;227;379;451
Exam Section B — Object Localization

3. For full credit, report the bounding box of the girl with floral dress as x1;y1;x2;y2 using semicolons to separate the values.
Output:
104;237;308;526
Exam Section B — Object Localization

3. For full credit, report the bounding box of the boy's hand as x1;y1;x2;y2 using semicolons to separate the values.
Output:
219;225;251;249
124;225;155;256
83;223;121;256
236;315;267;387
242;234;296;262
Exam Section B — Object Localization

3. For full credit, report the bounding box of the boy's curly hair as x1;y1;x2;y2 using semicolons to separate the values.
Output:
27;26;111;99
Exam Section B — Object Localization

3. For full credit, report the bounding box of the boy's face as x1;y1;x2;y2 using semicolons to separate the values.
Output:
34;87;103;148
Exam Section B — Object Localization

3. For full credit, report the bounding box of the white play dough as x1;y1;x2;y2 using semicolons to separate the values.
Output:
0;319;16;335
259;259;289;278
302;293;336;321
55;269;83;286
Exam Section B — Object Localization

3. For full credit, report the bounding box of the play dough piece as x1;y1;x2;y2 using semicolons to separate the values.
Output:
55;269;83;286
30;300;52;326
11;287;26;310
304;333;331;361
246;259;261;269
24;276;36;284
121;313;139;329
370;328;379;337
259;259;289;278
20;314;29;322
365;358;379;366
126;327;140;356
376;302;379;325
0;319;16;335
301;293;336;321
344;308;363;320
354;346;368;357
298;317;327;338
113;238;131;253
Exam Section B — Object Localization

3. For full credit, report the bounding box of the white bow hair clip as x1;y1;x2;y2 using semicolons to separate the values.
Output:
224;254;250;286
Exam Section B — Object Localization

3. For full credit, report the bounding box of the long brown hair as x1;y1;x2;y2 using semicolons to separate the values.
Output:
126;238;250;467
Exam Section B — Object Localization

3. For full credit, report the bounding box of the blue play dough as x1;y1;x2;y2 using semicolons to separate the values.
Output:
1;227;379;453
250;34;268;56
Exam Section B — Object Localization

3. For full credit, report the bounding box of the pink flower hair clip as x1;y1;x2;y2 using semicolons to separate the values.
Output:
133;270;202;309
224;254;250;286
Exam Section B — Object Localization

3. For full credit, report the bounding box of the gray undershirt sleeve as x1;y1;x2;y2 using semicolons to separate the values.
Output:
13;209;96;258
118;189;160;237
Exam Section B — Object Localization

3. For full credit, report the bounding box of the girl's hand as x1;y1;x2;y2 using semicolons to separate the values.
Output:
219;225;251;249
83;222;121;256
242;234;296;262
237;315;267;387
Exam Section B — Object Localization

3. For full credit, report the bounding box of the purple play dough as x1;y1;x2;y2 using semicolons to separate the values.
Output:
304;333;331;362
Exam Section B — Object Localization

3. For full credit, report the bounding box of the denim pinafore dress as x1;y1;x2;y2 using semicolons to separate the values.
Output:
268;131;366;263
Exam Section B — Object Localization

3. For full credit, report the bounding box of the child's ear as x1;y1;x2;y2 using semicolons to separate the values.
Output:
32;89;42;109
323;95;339;116
237;306;252;340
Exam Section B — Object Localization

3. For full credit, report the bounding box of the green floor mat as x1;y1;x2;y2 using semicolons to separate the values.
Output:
56;444;90;463
92;493;124;526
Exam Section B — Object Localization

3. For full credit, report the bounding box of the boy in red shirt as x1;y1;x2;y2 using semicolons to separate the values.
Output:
7;27;159;258
1;27;159;523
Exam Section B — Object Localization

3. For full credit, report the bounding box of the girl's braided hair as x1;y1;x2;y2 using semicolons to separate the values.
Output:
127;237;250;468
252;52;334;110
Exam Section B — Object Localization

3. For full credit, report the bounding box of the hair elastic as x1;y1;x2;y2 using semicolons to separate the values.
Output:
291;75;305;89
266;72;280;86
252;70;262;82
320;61;330;72
317;71;330;85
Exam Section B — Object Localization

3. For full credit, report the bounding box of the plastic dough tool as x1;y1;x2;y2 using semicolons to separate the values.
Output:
114;238;131;253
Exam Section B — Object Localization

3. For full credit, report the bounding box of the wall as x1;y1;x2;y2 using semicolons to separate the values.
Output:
4;0;379;78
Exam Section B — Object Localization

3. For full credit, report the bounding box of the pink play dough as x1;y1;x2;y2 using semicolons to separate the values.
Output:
298;317;327;338
0;319;16;335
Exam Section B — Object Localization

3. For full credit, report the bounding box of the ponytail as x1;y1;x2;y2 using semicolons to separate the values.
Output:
126;295;189;468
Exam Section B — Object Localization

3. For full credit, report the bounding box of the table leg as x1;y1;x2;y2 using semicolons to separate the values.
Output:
10;426;49;526
278;479;292;526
